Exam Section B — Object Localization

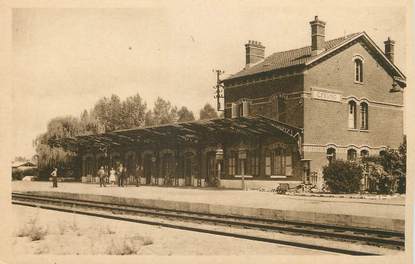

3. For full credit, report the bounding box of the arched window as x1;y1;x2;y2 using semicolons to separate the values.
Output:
347;149;357;161
355;59;363;82
360;102;368;130
360;149;369;158
327;148;336;163
348;101;357;129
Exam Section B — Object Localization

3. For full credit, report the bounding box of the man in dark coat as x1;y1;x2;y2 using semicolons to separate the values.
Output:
118;163;125;187
51;168;58;188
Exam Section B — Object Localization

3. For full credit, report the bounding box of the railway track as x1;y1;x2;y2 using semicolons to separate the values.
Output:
12;192;404;255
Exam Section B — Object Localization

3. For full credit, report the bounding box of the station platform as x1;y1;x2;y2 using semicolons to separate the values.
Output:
11;181;405;232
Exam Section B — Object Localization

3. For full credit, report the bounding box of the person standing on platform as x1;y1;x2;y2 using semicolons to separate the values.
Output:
109;167;116;186
123;166;128;187
135;164;143;187
98;166;106;187
122;165;128;187
51;168;58;188
118;163;124;187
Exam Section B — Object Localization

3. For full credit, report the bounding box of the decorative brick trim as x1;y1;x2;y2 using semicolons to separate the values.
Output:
303;143;388;154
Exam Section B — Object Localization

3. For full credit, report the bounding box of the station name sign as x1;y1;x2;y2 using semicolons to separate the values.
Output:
311;89;341;102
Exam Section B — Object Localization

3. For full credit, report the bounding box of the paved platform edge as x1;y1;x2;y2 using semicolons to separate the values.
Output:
19;191;404;233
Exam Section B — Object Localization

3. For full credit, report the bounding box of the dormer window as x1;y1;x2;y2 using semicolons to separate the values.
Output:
231;100;250;118
354;58;363;83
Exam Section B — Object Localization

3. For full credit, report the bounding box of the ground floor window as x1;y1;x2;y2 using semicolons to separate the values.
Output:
250;149;260;176
360;149;369;158
238;159;246;175
265;151;271;176
347;149;357;161
228;151;237;176
327;148;336;163
266;147;292;176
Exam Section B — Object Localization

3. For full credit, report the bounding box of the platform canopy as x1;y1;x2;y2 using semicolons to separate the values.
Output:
49;116;303;152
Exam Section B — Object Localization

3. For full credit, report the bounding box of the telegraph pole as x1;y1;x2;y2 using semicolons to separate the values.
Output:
212;69;225;111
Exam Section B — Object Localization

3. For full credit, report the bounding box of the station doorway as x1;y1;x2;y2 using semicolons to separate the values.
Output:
184;154;192;186
143;155;153;185
206;151;216;186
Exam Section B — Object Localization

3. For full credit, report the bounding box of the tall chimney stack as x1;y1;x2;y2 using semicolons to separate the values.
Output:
309;16;326;56
245;40;265;68
384;37;395;63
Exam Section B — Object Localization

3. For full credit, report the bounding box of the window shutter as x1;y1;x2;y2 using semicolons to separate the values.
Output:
285;151;292;176
231;103;238;118
265;155;271;176
348;102;356;129
242;101;249;117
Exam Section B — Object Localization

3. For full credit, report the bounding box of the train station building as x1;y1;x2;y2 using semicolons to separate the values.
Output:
53;16;406;189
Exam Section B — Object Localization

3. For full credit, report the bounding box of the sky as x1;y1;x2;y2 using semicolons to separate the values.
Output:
11;0;408;159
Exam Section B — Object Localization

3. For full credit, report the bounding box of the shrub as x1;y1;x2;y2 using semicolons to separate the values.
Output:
323;160;363;194
106;237;139;255
16;217;48;241
397;175;406;194
364;161;402;194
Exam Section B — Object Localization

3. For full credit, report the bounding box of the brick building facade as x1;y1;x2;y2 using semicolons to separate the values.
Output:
222;16;405;187
57;16;405;189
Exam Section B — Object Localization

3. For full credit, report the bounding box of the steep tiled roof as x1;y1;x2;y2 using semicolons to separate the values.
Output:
226;32;362;80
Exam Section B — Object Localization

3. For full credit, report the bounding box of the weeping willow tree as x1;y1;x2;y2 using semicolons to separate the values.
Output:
34;116;82;179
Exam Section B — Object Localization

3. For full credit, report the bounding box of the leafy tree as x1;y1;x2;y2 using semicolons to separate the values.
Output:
362;137;406;193
199;103;218;120
177;106;195;122
79;109;101;135
144;110;155;126
323;160;363;193
398;135;406;175
121;93;147;128
93;94;123;132
149;97;178;125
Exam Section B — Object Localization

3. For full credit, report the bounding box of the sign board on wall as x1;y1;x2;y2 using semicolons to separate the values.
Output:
311;89;341;102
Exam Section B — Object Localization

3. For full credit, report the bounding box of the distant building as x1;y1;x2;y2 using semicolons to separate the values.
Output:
54;16;405;189
12;161;36;169
12;161;37;180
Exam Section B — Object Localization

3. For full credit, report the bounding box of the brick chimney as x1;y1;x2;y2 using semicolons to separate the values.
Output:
309;16;326;56
245;40;265;68
384;37;395;63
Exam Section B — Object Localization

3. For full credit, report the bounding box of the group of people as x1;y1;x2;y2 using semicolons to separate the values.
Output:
50;163;144;188
97;163;144;188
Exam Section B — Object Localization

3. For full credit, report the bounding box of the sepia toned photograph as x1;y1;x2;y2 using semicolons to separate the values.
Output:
1;0;412;263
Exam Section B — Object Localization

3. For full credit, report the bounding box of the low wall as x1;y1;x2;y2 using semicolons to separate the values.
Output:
22;191;404;233
220;179;302;190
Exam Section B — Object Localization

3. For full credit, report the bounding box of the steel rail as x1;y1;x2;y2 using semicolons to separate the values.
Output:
12;200;380;256
12;192;404;251
11;192;402;235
